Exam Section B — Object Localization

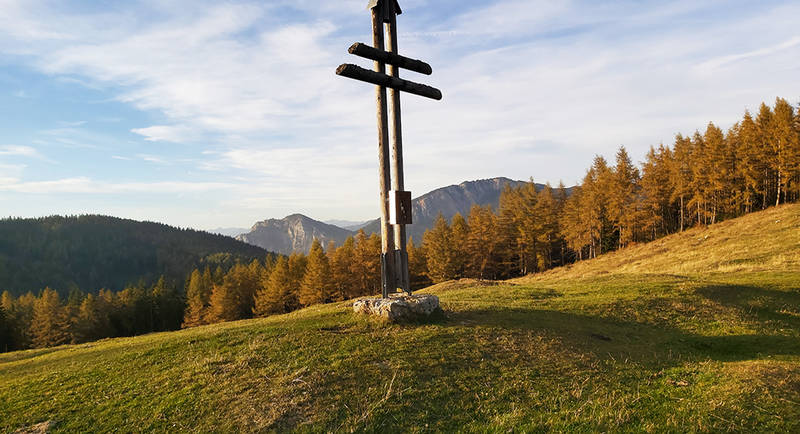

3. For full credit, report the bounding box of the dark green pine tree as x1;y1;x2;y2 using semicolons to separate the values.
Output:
0;303;11;352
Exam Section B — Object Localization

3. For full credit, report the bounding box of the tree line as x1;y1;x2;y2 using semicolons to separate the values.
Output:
1;277;184;352
419;97;800;279
2;97;798;352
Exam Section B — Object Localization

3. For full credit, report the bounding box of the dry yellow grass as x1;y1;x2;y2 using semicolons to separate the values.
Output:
523;203;800;280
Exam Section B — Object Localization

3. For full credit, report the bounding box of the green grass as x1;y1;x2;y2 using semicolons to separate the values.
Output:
2;205;800;432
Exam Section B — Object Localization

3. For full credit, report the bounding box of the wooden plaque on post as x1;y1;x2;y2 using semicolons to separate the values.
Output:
389;190;412;225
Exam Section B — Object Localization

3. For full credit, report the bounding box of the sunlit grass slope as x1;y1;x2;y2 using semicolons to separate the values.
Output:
530;203;800;278
2;205;799;432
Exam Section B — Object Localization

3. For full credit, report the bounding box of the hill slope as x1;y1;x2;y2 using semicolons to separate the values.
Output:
0;215;269;296
2;205;799;432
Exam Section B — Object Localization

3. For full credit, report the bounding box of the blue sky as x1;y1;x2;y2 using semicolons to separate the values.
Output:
1;0;799;230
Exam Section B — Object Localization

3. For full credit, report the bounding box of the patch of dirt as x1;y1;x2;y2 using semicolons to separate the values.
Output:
13;421;56;434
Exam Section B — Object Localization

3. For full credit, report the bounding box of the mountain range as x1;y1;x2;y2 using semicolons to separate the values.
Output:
236;177;544;254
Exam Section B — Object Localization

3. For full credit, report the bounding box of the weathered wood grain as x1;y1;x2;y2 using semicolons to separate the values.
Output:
336;64;442;100
371;8;395;298
348;42;432;75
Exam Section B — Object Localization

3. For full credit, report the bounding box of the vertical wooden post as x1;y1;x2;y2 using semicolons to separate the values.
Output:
386;13;410;295
372;8;395;298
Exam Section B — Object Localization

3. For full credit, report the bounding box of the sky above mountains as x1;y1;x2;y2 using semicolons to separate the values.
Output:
1;0;799;229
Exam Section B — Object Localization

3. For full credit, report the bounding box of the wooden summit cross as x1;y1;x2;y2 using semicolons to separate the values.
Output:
336;0;442;298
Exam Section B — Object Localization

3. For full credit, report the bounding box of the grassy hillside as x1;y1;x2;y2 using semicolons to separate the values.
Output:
1;205;799;432
0;215;269;295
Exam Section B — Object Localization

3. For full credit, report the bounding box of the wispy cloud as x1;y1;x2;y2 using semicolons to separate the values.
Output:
1;0;799;227
695;36;800;74
0;145;44;159
0;177;237;194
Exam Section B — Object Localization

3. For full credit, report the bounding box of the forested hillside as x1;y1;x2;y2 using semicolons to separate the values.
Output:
0;215;268;296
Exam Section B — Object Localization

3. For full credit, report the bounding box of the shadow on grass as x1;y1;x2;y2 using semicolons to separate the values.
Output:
0;347;63;365
697;283;800;328
443;304;800;365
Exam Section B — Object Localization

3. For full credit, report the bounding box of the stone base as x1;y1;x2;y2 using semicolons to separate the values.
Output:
353;293;441;322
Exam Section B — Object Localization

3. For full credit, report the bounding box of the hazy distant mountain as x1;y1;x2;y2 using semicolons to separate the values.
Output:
236;177;570;254
208;227;249;238
237;214;353;255
361;177;531;242
0;215;268;296
323;220;370;231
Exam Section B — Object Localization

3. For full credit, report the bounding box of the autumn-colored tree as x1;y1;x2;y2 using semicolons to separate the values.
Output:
640;145;673;239
738;111;765;212
792;103;800;201
608;147;641;248
702;123;728;223
329;237;357;300
669;133;693;231
756;103;776;207
581;157;614;257
466;205;500;279
498;181;540;273
450;213;469;278
253;256;297;316
351;230;380;296
423;214;459;283
406;236;429;289
30;288;71;348
534;184;561;269
299;239;334;306
207;263;260;323
561;186;591;261
183;267;213;328
771;98;797;205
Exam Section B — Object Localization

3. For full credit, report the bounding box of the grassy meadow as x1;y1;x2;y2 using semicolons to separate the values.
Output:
2;204;799;432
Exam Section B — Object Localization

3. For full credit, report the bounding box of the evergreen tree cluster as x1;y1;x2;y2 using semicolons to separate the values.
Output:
1;277;184;352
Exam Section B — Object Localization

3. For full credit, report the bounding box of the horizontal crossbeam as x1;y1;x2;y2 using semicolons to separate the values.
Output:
336;63;442;100
348;42;432;75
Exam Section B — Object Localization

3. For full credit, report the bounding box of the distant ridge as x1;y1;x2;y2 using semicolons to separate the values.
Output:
324;220;370;231
237;177;563;253
361;177;534;242
237;214;353;255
